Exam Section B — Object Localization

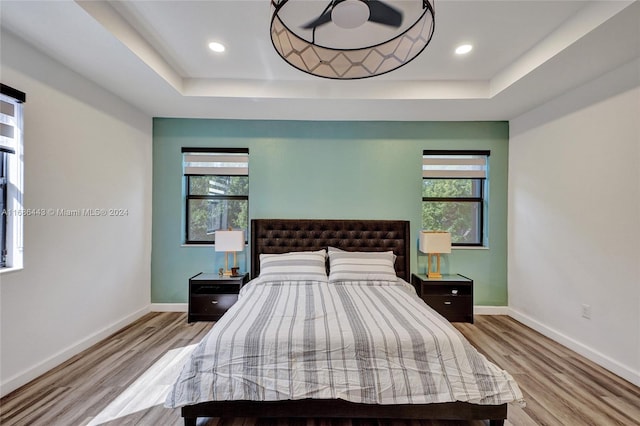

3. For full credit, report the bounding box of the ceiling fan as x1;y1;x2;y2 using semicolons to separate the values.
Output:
271;0;434;79
302;0;403;30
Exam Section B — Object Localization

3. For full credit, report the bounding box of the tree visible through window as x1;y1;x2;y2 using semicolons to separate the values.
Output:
183;148;248;244
422;151;489;246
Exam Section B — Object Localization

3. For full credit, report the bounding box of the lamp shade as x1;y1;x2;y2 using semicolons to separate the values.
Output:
214;230;245;252
270;0;435;79
419;231;451;254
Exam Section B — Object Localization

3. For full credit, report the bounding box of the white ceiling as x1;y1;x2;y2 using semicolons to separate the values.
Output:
1;0;638;121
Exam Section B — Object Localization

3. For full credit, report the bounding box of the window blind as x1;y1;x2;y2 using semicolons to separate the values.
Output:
182;148;249;176
422;151;489;179
0;95;22;155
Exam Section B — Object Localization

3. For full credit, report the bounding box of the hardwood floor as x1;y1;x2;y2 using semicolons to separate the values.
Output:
1;313;638;426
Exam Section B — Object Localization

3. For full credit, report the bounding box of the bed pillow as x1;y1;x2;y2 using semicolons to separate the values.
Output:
328;246;397;262
328;250;397;283
258;249;328;282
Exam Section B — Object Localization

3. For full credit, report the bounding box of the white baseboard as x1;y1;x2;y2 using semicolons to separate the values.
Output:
474;305;510;315
509;308;640;387
150;303;188;312
0;306;150;398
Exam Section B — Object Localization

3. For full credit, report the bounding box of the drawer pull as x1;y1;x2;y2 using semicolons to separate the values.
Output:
451;289;458;295
211;300;219;304
444;301;452;305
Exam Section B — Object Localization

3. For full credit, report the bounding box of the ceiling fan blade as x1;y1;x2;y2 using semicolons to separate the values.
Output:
301;10;334;29
302;0;346;29
367;0;403;27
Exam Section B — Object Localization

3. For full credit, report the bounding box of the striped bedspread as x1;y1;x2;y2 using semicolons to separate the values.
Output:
166;278;523;408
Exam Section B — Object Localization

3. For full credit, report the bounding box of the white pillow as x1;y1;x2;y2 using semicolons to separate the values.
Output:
258;249;327;282
328;250;397;283
328;246;397;262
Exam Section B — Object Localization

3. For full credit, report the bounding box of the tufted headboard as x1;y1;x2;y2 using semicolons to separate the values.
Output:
251;219;411;281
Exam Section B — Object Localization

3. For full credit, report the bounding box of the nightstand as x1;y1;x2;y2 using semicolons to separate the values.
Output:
411;273;474;323
188;272;249;323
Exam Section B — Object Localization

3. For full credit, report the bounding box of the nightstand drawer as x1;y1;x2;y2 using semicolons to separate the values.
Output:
424;295;473;322
192;284;241;295
424;284;472;297
190;294;238;318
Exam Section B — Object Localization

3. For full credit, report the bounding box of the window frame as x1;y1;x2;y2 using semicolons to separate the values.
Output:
1;152;7;267
422;150;489;247
182;147;249;245
0;84;25;271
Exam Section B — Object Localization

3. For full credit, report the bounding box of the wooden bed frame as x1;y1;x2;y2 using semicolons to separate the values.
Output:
181;219;507;426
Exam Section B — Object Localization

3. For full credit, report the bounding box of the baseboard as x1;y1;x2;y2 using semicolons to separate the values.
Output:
0;305;151;398
474;305;509;315
509;308;640;387
150;303;188;312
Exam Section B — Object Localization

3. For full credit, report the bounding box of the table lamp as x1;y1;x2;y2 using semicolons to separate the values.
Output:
419;231;452;278
214;229;245;276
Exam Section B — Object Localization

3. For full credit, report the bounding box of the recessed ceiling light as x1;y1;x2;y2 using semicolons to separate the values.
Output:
455;44;473;55
208;42;225;53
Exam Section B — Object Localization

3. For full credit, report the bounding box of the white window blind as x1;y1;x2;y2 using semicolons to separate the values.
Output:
422;153;488;179
0;94;22;154
183;152;248;176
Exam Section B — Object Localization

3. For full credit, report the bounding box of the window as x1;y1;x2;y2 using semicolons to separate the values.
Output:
1;152;7;266
422;150;489;246
183;148;249;244
1;84;25;269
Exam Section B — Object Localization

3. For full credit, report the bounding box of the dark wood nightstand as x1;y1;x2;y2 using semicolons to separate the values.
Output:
188;272;249;323
411;273;474;323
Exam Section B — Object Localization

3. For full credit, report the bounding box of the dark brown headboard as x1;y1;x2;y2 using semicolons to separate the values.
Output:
251;219;411;281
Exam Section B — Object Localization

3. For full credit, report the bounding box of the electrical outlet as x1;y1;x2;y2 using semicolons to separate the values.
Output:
582;304;592;319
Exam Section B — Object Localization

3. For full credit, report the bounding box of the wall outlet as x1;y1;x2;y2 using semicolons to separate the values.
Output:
582;304;592;319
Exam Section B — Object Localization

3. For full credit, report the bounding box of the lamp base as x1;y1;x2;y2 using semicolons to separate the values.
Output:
221;251;238;277
426;253;444;279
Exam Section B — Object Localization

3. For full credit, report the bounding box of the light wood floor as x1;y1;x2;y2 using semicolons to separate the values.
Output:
1;313;639;426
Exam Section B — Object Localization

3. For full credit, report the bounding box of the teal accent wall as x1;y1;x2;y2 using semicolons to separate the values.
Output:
152;119;509;305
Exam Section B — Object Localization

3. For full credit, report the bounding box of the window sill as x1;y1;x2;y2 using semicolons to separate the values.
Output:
0;265;24;275
181;244;248;248
452;246;489;250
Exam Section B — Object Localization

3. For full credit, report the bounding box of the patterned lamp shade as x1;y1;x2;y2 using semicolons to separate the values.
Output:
270;0;436;79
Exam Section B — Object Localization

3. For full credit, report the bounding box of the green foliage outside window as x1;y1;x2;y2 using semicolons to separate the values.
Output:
187;175;248;242
422;179;482;245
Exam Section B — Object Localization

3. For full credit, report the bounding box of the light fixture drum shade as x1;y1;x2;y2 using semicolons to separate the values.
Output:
214;230;245;252
270;0;435;79
419;231;451;254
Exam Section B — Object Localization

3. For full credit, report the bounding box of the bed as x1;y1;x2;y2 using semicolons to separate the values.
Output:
167;219;523;426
